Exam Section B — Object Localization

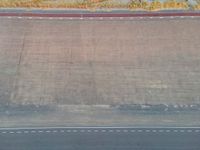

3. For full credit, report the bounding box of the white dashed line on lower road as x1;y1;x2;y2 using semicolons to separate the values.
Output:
123;130;128;132
1;128;200;134
187;130;192;132
152;130;157;132
2;131;7;134
9;131;14;134
109;130;113;132
24;131;29;134
73;130;77;132
131;130;135;132
116;130;121;132
60;130;65;133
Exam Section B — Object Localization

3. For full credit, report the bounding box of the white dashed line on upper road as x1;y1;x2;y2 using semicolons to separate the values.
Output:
1;16;200;20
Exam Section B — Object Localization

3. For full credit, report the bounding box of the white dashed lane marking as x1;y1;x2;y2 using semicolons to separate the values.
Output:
0;129;200;134
1;16;200;20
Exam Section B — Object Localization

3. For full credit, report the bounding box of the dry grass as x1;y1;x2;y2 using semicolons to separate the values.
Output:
0;0;198;10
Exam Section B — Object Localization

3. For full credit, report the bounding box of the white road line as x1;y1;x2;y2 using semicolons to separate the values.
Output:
109;130;113;132
60;130;65;133
2;131;7;134
152;130;157;132
9;131;14;134
116;130;121;132
173;130;178;132
24;131;29;133
16;131;22;134
87;130;91;132
145;130;150;132
131;130;135;132
0;129;200;134
1;15;199;21
1;126;200;130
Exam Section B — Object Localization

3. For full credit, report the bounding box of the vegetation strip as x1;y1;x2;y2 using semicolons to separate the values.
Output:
0;0;200;10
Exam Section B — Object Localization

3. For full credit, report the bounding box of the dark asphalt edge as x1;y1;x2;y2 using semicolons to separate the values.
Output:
0;8;200;17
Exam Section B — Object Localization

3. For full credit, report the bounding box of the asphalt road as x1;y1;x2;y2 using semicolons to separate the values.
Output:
0;127;199;150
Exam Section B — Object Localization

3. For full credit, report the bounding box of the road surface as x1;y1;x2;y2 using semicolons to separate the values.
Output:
0;127;200;150
0;9;200;126
0;11;200;126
